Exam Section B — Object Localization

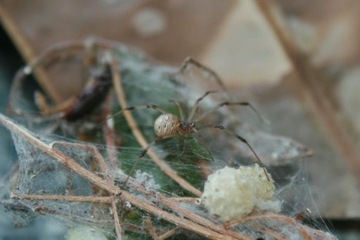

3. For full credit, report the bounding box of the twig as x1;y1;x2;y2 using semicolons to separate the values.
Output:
158;226;181;240
144;216;159;239
101;111;124;240
0;2;60;101
51;141;108;172
255;0;360;185
144;219;180;240
256;226;287;240
103;94;120;169
107;53;202;197
169;197;201;204
11;193;112;203
111;196;123;240
225;213;312;240
158;194;251;240
33;205;114;225
8;38;118;114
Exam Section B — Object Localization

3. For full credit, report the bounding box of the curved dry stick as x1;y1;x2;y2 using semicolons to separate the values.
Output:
225;213;312;240
11;193;113;203
255;0;360;185
9;40;86;106
108;53;202;197
9;38;122;114
111;196;123;240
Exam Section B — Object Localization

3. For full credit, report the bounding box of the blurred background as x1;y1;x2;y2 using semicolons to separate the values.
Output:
0;0;360;239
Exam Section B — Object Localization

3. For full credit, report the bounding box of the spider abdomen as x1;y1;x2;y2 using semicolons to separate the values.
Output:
154;113;181;138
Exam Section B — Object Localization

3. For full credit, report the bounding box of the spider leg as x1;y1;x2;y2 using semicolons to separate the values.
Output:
188;90;217;121
123;136;163;185
169;100;186;121
194;101;264;123
105;104;170;123
177;57;229;92
198;124;270;181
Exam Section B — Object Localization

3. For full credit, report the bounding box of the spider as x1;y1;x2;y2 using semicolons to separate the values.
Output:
112;90;270;182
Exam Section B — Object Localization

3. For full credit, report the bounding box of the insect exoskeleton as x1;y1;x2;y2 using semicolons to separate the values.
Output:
154;113;181;138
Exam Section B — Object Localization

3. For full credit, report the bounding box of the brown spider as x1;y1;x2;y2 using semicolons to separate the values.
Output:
112;90;270;182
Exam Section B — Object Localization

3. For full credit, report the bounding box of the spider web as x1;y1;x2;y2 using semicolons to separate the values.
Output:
1;41;337;239
11;133;113;223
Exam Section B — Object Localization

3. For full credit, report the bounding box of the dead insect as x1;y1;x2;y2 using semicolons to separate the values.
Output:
9;41;115;122
61;66;112;121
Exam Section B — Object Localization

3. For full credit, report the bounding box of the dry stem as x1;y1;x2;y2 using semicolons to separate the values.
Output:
225;213;312;240
256;0;360;185
108;53;202;197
